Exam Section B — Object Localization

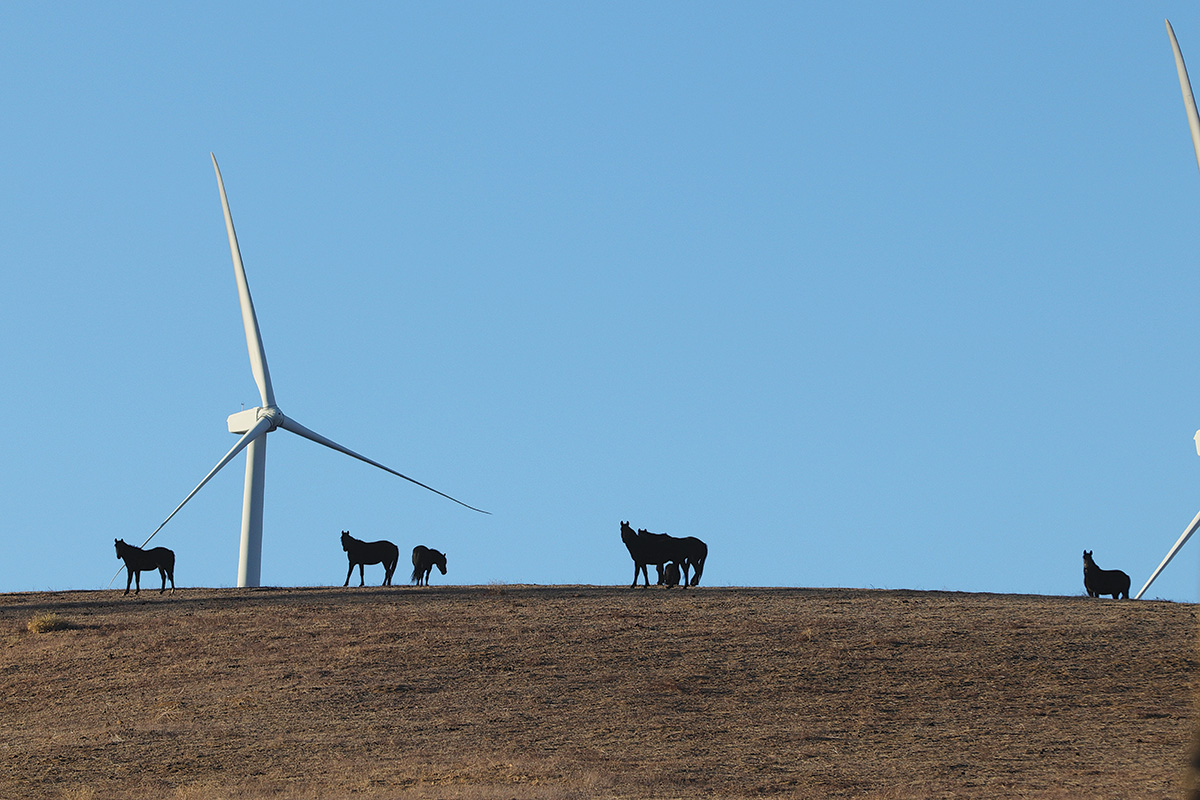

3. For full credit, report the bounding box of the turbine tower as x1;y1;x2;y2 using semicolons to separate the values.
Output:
1136;21;1200;599
138;154;487;587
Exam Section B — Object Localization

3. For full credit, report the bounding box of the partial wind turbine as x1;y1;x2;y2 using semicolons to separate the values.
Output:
137;154;488;588
1135;21;1200;600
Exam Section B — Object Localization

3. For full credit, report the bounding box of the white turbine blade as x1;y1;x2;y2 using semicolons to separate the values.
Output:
1167;20;1200;178
1134;506;1200;599
211;153;276;408
141;414;276;549
278;415;490;514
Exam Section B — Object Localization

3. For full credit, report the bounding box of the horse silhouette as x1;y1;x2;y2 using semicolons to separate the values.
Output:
662;561;682;587
1083;550;1130;599
114;538;175;596
411;545;447;586
620;521;708;587
340;530;399;587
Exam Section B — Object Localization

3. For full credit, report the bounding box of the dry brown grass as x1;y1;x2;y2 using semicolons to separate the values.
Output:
0;585;1194;799
26;613;72;634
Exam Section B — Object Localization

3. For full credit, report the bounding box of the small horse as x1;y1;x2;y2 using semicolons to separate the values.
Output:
341;530;399;587
1083;550;1130;600
411;545;447;586
114;538;175;596
662;561;682;588
621;521;709;588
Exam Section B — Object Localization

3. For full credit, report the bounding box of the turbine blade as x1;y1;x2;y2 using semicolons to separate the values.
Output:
211;153;276;408
1167;20;1200;177
278;415;490;514
141;414;276;549
1134;506;1200;599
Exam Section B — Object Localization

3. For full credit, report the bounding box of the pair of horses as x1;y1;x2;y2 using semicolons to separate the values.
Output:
114;539;175;596
340;531;446;587
620;521;707;588
1083;550;1130;600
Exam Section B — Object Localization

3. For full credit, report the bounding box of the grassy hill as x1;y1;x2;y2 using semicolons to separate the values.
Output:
0;586;1195;799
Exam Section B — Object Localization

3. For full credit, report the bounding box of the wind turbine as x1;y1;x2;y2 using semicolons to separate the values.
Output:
137;154;488;588
1135;21;1200;600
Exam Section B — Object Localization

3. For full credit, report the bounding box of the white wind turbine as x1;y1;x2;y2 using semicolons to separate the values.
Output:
1136;20;1200;599
136;154;488;588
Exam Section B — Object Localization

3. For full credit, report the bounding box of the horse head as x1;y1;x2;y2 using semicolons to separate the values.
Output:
341;531;352;551
620;521;637;545
436;551;448;574
114;539;126;559
1083;550;1095;568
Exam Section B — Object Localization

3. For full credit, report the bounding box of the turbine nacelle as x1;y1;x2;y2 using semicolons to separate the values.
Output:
228;406;284;435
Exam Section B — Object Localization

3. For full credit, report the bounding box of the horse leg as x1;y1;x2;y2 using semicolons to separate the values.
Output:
133;570;141;596
124;568;133;596
344;561;354;587
159;567;167;594
358;563;366;587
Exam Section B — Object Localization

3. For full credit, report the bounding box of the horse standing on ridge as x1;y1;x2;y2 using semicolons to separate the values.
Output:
620;521;708;588
114;538;175;596
1083;550;1130;600
411;545;447;586
341;530;399;587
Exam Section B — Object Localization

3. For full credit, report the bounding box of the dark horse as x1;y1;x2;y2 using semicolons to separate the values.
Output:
620;521;708;587
411;545;447;586
114;538;175;596
341;530;399;587
1083;550;1130;599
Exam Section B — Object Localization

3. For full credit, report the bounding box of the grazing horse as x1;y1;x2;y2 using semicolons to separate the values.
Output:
114;538;175;596
341;530;399;587
1083;550;1130;599
411;545;447;586
620;521;709;588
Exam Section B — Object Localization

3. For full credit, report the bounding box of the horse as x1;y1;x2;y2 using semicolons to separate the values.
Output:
411;545;447;586
642;528;707;587
114;538;175;596
620;521;708;587
1083;550;1130;599
341;530;399;587
662;561;682;588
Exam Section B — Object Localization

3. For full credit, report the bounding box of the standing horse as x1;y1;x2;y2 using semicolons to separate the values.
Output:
411;545;447;586
1083;550;1130;599
621;521;708;587
341;530;399;587
114;538;175;596
641;528;707;587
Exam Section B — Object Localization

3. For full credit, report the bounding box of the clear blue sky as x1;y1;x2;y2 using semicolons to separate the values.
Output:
6;3;1200;601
